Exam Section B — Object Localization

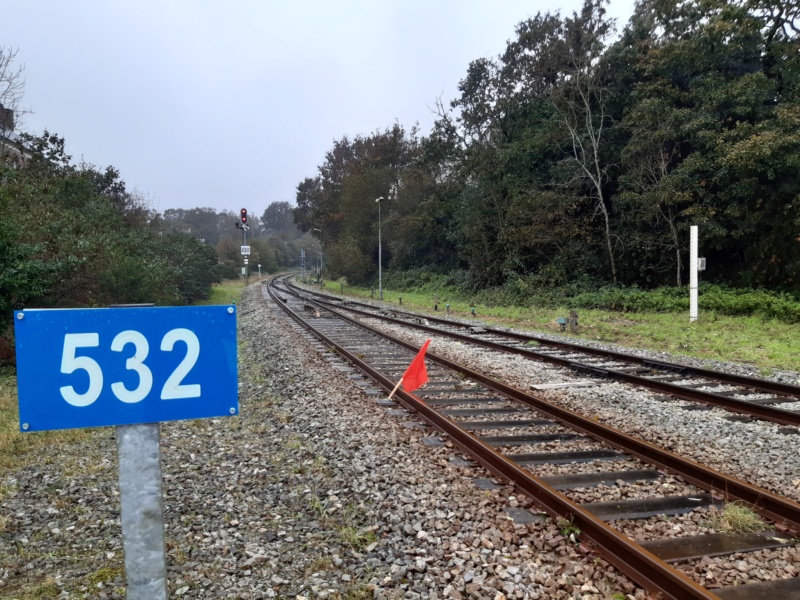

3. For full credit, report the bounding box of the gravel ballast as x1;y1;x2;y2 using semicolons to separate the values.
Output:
363;316;800;505
2;282;798;598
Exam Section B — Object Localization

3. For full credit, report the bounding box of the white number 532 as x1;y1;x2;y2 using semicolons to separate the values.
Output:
59;328;201;407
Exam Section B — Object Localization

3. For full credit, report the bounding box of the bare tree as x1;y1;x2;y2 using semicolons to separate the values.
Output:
549;1;618;282
0;46;29;167
0;46;26;131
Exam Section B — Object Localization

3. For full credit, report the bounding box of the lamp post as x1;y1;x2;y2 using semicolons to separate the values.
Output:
376;185;398;301
375;197;384;300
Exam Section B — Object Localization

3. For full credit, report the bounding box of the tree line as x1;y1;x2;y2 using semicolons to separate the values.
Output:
161;202;321;280
0;130;316;357
0;131;318;364
0;131;220;359
293;0;800;295
0;45;318;364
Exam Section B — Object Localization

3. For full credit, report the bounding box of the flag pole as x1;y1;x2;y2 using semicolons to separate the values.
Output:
387;377;404;400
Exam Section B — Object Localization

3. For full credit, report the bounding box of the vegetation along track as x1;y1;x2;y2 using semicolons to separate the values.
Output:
266;275;800;599
287;280;800;429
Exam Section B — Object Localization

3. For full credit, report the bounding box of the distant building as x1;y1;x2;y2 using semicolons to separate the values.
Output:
0;103;33;168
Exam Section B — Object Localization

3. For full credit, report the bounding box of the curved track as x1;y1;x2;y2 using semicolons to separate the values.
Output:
287;280;800;428
266;276;800;600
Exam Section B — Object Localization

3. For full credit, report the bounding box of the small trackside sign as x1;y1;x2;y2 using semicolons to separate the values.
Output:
241;245;250;255
14;305;238;431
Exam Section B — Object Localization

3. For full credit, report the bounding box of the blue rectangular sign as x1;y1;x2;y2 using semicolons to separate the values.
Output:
14;305;238;431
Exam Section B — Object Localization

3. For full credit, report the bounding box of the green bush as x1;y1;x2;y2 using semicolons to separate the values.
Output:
379;270;800;323
382;268;462;297
564;284;800;321
699;286;800;322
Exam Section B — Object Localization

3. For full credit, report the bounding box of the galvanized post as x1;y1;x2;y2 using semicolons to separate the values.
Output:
117;423;167;600
569;310;578;333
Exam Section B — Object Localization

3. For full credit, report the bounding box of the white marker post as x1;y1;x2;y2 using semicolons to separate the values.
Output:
690;225;699;322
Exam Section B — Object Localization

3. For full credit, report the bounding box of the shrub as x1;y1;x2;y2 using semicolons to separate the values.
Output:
379;270;800;323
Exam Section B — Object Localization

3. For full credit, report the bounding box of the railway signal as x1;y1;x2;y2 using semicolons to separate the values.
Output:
237;208;249;283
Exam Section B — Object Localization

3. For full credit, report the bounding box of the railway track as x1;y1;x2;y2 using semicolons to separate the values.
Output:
266;275;800;600
286;279;800;429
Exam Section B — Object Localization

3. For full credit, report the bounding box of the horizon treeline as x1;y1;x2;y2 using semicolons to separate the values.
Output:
0;130;320;362
0;132;221;315
0;135;319;314
293;0;800;294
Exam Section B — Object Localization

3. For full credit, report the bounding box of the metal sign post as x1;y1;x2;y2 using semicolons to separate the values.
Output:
117;423;167;599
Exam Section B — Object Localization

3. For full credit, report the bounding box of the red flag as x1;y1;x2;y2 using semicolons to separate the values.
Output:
402;339;430;392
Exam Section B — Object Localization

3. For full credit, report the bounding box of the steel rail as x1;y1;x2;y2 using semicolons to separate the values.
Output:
299;291;800;427
292;291;800;529
290;281;800;400
270;278;800;599
266;279;722;600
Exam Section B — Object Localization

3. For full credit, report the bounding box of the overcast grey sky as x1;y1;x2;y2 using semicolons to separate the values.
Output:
2;1;635;214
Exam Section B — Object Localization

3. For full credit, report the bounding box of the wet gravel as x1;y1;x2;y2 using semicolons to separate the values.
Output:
2;282;799;598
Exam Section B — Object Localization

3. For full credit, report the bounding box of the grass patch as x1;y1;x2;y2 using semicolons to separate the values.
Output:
338;524;378;550
305;555;334;575
341;584;378;599
85;565;124;586
710;502;766;533
307;493;329;520
1;578;61;599
557;516;581;539
0;374;94;472
303;492;377;550
196;278;247;306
